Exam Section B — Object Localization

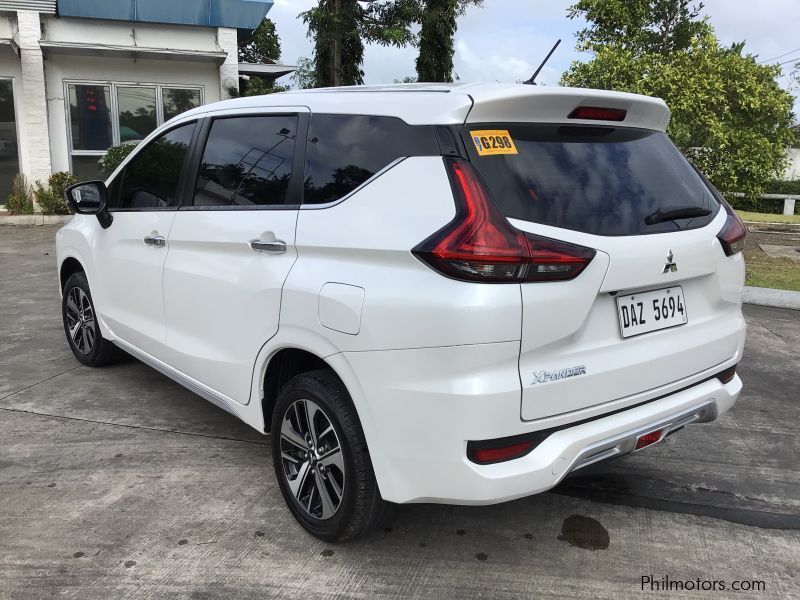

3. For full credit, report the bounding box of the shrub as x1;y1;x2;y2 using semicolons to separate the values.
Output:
49;171;78;205
6;174;34;214
102;143;137;175
764;179;800;196
34;180;70;215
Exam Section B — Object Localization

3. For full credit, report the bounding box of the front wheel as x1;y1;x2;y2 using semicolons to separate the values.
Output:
271;370;388;542
62;272;123;367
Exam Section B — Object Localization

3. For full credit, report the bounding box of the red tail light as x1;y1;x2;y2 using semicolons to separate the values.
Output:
716;364;737;384
717;199;747;256
471;440;536;464
634;429;665;451
568;106;627;122
413;158;596;283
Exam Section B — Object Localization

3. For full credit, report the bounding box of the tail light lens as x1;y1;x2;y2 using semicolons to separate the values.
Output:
413;158;596;283
717;198;747;256
716;364;737;384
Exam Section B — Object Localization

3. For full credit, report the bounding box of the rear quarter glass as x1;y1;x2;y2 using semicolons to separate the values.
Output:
460;124;720;236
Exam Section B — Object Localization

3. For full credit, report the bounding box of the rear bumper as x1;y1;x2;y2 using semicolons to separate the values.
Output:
337;342;742;505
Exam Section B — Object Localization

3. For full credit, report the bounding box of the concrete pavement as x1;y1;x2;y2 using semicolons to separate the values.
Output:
1;225;798;599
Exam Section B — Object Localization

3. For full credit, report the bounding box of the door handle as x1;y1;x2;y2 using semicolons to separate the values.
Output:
250;239;287;254
143;235;166;247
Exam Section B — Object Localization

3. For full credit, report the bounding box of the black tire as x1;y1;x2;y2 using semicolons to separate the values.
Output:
62;272;123;367
271;369;389;542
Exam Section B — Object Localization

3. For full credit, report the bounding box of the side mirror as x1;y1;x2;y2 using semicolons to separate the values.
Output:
65;181;113;229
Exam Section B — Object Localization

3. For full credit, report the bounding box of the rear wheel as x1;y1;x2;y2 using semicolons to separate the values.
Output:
62;272;122;367
271;370;388;542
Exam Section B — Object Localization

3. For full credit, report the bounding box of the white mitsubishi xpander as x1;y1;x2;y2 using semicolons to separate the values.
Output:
56;83;746;541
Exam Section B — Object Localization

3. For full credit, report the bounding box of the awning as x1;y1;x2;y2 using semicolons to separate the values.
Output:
39;40;227;63
238;62;297;79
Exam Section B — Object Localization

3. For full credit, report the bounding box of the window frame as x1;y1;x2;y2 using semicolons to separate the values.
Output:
0;76;21;173
107;119;202;213
179;110;309;212
64;79;204;174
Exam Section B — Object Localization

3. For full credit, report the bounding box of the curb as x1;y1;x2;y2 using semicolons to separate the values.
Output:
0;215;73;226
743;286;800;311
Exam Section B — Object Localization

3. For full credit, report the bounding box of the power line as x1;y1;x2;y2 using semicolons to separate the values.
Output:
759;47;800;64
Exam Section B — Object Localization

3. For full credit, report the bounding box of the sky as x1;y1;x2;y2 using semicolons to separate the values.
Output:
268;0;800;113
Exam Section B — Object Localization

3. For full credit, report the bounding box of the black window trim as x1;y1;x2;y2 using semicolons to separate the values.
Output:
107;118;201;213
178;111;309;211
299;112;443;209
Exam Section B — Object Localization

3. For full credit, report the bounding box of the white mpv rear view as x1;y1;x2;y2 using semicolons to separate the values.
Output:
56;83;746;541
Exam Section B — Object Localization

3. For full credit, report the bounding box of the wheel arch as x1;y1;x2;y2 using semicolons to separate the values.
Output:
59;256;86;291
262;347;334;433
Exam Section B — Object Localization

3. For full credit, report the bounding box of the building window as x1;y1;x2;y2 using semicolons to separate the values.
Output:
66;82;203;180
0;79;20;203
163;88;202;122
68;84;112;151
117;86;157;143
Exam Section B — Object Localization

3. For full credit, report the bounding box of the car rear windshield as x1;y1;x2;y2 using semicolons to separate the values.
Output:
461;124;719;236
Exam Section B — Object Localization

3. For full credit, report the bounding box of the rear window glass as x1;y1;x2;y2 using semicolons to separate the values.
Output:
461;124;719;236
304;114;438;204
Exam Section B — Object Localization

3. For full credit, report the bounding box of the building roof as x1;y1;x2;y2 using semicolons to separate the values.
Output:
177;83;672;130
56;0;273;30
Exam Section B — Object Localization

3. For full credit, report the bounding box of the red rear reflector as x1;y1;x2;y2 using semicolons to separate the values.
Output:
717;199;747;256
568;106;627;122
635;429;664;451
717;365;737;384
472;441;536;464
413;158;596;283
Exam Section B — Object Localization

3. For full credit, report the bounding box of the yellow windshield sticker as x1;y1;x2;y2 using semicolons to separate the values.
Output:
470;130;518;156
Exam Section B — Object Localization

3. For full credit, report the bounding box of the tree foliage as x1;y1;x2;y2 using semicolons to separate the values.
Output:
415;0;466;82
239;18;281;64
562;0;796;197
569;0;707;55
302;0;415;87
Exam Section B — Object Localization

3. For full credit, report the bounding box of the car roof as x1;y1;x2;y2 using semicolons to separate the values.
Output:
178;82;671;131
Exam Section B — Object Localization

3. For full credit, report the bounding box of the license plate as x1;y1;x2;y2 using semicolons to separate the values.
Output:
616;286;687;339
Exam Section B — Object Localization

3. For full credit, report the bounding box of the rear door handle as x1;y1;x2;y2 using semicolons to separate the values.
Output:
143;235;166;247
250;239;287;254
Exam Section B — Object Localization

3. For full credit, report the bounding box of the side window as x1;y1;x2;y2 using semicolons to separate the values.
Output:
303;114;439;205
194;115;297;207
110;122;195;210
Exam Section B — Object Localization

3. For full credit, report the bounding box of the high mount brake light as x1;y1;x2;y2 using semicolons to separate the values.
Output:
568;106;627;122
717;199;747;256
412;158;596;283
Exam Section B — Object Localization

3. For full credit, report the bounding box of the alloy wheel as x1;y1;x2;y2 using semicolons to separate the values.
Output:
279;399;345;520
65;287;96;355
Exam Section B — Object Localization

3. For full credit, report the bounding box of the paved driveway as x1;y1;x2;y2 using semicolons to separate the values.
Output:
1;225;798;599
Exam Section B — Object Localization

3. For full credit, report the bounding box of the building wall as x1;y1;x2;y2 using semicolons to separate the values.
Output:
42;15;222;52
785;148;800;181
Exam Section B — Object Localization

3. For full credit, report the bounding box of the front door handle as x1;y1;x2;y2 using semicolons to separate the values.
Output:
250;239;287;254
143;235;166;247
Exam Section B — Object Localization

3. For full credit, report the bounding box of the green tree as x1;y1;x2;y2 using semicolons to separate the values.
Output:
415;0;482;82
239;18;282;64
237;18;285;96
302;0;415;87
562;1;796;197
569;0;708;55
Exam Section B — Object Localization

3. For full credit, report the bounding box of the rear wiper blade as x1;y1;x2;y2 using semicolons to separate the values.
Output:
644;206;712;225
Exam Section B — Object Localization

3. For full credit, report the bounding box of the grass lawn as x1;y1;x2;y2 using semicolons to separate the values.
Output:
745;250;800;292
736;210;800;224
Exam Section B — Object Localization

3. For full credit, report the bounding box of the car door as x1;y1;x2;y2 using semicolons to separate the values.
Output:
91;121;198;357
161;110;307;405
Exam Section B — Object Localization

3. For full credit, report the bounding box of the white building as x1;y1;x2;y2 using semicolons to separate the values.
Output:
0;0;287;202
